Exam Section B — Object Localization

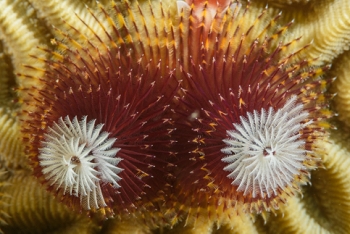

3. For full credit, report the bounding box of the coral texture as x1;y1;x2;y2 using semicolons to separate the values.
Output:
0;0;350;233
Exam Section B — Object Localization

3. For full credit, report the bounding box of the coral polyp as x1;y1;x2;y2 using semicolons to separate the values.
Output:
173;0;333;219
21;0;179;216
39;115;122;210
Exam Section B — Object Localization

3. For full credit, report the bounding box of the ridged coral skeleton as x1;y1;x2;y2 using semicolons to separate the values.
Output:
39;115;122;209
0;168;9;232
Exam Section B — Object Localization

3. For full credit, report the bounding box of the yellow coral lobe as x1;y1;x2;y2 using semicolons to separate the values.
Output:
0;171;100;233
0;168;10;232
0;0;48;94
0;108;29;170
332;51;350;127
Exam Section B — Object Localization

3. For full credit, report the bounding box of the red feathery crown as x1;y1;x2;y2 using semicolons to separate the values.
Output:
21;0;179;217
172;0;333;222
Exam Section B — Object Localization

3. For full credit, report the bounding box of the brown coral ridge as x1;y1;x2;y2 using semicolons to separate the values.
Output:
0;170;101;234
20;0;179;219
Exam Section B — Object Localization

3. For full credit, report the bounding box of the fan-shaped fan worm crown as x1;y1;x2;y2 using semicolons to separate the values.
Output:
21;0;179;216
173;0;333;221
221;96;311;200
39;116;122;209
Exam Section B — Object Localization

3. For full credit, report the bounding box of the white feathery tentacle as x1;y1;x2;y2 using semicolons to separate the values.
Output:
221;95;312;199
39;115;123;209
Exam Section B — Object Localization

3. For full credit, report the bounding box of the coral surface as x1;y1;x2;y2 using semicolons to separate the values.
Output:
0;0;350;233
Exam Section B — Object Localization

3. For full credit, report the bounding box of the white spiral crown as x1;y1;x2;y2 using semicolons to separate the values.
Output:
221;96;312;199
39;116;122;209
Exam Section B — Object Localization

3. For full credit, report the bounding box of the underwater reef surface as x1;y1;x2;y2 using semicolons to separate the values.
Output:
0;0;350;233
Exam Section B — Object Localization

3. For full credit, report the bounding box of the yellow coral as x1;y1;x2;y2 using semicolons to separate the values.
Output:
0;168;9;234
0;170;100;233
332;51;350;127
0;108;29;170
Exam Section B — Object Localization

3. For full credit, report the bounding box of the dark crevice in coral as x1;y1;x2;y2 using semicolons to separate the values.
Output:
0;40;18;109
302;167;349;234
